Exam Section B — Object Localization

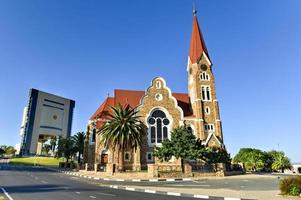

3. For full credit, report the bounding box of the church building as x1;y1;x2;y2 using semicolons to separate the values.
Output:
84;10;224;171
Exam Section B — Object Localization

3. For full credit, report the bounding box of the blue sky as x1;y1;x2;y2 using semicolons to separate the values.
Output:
0;0;300;162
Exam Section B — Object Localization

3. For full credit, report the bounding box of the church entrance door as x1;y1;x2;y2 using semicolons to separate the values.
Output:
101;154;108;164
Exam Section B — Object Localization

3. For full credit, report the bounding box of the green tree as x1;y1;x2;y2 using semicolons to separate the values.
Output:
0;145;16;155
42;144;51;155
270;151;291;173
203;147;231;164
56;137;75;163
50;138;57;153
0;148;5;157
233;148;265;171
72;132;86;164
98;104;145;171
154;126;206;173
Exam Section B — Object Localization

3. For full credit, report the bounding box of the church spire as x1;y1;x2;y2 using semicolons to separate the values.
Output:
189;8;210;64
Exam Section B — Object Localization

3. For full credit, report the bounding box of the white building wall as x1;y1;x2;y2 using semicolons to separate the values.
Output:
28;90;74;154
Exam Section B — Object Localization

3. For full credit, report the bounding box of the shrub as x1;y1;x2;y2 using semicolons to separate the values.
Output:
279;176;301;195
289;184;300;196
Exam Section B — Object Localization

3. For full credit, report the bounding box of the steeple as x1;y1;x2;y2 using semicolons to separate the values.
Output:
189;9;210;64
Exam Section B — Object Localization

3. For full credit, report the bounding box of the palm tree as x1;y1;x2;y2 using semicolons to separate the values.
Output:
98;104;145;171
272;152;291;173
50;138;57;155
72;132;86;164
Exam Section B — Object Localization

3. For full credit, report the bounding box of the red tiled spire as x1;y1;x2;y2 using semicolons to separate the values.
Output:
189;11;210;64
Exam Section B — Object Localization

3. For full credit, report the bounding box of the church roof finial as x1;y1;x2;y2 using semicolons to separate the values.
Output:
193;1;197;16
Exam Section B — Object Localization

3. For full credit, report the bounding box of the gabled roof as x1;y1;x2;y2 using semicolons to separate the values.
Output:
90;89;193;120
189;14;210;64
90;97;114;120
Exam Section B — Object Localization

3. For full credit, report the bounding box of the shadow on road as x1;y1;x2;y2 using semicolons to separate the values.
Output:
2;184;97;194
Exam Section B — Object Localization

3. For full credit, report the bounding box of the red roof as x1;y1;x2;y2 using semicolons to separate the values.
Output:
90;89;193;120
189;15;210;64
90;97;114;120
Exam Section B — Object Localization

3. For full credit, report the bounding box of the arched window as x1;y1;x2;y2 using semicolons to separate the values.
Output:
201;86;206;100
200;72;210;81
201;86;211;101
148;110;170;144
206;87;211;101
91;128;96;143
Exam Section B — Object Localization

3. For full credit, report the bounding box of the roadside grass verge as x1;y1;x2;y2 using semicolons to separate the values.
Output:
9;156;64;167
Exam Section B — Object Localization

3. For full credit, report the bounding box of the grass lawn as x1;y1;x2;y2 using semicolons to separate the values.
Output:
9;156;64;167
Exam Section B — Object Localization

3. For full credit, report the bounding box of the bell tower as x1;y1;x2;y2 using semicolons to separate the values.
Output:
187;9;224;147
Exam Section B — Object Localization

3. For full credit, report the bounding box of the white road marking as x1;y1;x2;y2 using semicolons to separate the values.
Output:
224;198;241;200
41;180;48;184
167;192;181;196
125;187;135;191
96;192;116;197
89;195;96;199
144;189;156;194
75;191;81;194
243;179;249;182
193;180;207;184
1;187;14;200
194;194;209;199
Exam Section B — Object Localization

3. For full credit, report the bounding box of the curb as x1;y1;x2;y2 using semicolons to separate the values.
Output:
106;185;255;200
53;169;193;182
51;168;256;200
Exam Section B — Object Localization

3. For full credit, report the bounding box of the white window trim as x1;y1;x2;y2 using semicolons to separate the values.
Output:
146;152;154;162
205;106;211;115
201;85;212;102
147;108;172;147
89;129;96;144
204;123;215;132
199;72;210;81
124;151;131;161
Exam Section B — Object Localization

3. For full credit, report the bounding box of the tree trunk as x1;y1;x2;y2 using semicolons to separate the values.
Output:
118;148;124;172
181;158;184;174
78;153;81;164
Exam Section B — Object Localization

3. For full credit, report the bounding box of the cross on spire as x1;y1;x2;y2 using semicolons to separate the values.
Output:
189;3;211;64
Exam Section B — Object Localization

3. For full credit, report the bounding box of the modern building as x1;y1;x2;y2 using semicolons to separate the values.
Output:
20;89;75;156
84;10;225;170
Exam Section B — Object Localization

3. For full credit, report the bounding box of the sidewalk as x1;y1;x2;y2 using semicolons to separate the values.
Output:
60;170;301;200
116;184;298;200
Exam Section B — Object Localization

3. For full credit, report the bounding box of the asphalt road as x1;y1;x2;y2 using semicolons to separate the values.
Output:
0;165;204;200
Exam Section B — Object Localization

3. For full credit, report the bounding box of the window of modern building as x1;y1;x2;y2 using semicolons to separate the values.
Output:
124;152;131;161
146;152;154;162
148;109;170;144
